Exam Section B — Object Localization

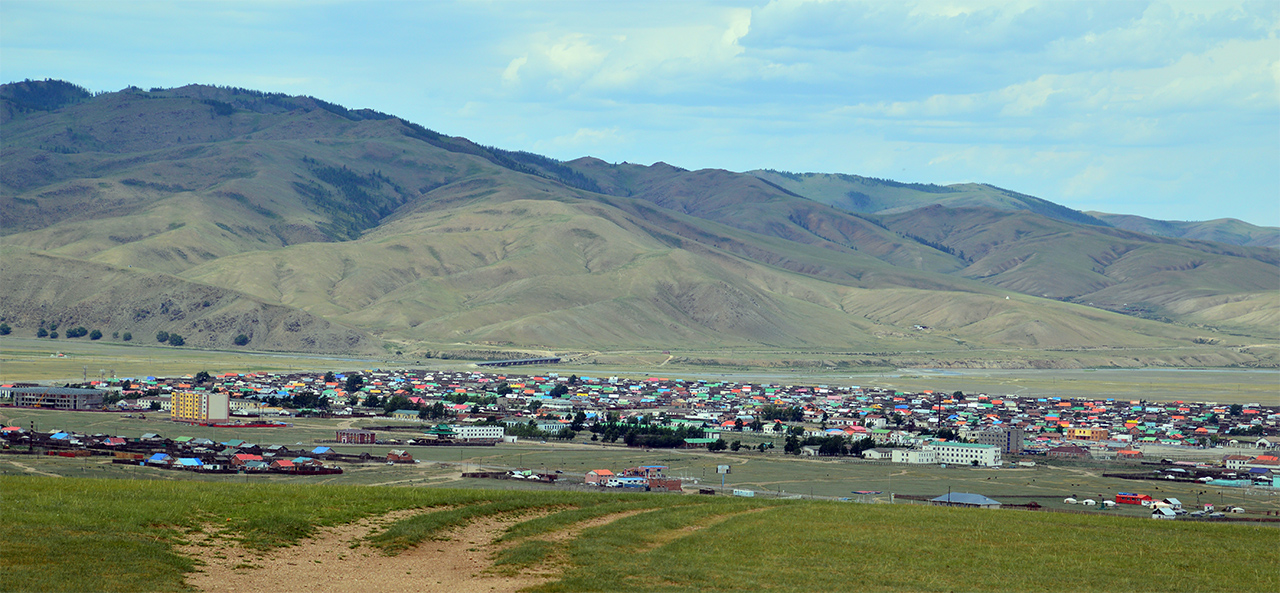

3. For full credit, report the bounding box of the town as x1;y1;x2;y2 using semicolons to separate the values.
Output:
2;366;1278;519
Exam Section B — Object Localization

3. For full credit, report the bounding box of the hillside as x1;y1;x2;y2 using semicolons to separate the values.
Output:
1088;212;1280;250
1;80;1276;364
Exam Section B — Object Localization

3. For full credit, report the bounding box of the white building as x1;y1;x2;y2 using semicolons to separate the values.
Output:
924;442;1002;466
450;425;505;440
892;449;938;464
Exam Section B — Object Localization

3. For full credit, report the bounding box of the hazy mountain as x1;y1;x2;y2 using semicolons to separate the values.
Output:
1;80;1275;365
1087;212;1279;250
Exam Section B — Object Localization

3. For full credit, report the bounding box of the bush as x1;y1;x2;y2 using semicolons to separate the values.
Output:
0;323;10;335
167;334;185;346
89;329;102;340
66;326;88;338
233;334;249;346
122;332;132;341
156;331;169;343
48;331;59;339
37;328;48;338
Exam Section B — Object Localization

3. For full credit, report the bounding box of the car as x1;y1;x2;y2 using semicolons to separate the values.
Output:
1190;511;1205;517
1208;512;1225;518
1174;509;1187;515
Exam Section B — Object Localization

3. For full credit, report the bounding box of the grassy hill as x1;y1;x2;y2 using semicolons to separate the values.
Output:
1;81;1275;364
4;476;1276;593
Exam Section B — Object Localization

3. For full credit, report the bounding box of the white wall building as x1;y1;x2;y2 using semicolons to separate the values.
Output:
892;449;937;464
450;425;505;440
925;442;1002;466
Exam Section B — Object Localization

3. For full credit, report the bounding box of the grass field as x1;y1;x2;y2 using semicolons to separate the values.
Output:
1;475;1276;593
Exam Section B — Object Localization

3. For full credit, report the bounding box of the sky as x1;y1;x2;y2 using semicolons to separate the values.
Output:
2;0;1277;226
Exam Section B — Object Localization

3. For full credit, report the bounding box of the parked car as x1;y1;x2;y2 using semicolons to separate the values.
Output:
1189;511;1205;517
1208;512;1225;518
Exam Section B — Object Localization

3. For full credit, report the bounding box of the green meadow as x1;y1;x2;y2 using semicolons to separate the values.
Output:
1;476;1276;593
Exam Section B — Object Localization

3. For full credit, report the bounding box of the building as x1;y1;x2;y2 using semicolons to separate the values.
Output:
171;392;230;422
4;387;104;410
925;442;1002;466
974;425;1025;454
930;492;1002;509
336;428;376;444
449;425;505;441
892;449;937;464
1046;445;1091;460
585;469;614;485
1066;427;1110;441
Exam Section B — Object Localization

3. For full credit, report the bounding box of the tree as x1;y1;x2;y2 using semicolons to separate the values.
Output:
590;433;598;442
122;331;132;341
730;440;742;452
734;418;744;432
156;331;169;343
1229;404;1244;416
383;395;412;414
345;374;364;393
233;334;249;346
363;393;381;408
0;323;10;335
555;427;577;441
784;435;801;455
149;401;161;411
323;371;336;383
48;331;58;339
709;438;728;452
750;419;763;432
89;329;102;340
66;326;88;338
571;410;587;431
549;384;569;397
167;334;184;346
112;331;119;339
194;371;211;383
495;383;512;395
37;328;48;338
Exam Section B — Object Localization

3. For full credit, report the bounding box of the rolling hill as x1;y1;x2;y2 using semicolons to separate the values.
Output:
1;80;1275;365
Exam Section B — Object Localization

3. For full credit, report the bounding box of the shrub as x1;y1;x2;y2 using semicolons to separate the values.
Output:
233;334;249;346
89;329;102;340
49;331;59;339
156;331;169;343
37;328;48;338
122;332;132;341
66;326;88;338
168;334;185;346
0;323;10;335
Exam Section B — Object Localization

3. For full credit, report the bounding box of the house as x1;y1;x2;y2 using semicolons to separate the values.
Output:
387;449;414;463
585;469;614;485
1046;445;1090;460
862;448;894;460
230;453;263;466
1162;498;1183;511
389;409;421;421
336;428;376;444
930;492;1001;509
1151;507;1177;520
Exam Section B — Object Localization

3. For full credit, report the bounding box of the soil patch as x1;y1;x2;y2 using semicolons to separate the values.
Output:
179;509;554;593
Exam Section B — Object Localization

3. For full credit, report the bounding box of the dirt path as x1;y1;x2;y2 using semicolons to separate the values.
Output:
180;510;553;593
6;460;61;477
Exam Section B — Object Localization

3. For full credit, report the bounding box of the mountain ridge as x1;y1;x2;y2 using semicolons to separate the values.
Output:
1;80;1275;365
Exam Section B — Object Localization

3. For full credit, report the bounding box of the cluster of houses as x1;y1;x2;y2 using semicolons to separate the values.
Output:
3;369;1277;475
584;465;683;491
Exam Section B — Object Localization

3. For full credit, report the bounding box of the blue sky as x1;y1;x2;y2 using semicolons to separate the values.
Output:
3;0;1277;226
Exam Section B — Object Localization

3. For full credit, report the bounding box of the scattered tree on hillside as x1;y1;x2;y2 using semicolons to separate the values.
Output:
0;323;11;335
89;329;102;340
167;334;184;346
233;334;250;346
156;331;169;343
66;326;88;338
122;332;132;341
48;331;58;339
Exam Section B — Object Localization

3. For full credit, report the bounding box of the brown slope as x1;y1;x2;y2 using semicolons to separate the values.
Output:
875;205;1280;334
0;248;378;354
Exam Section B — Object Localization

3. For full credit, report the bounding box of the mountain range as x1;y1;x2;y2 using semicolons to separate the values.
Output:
1;79;1276;368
